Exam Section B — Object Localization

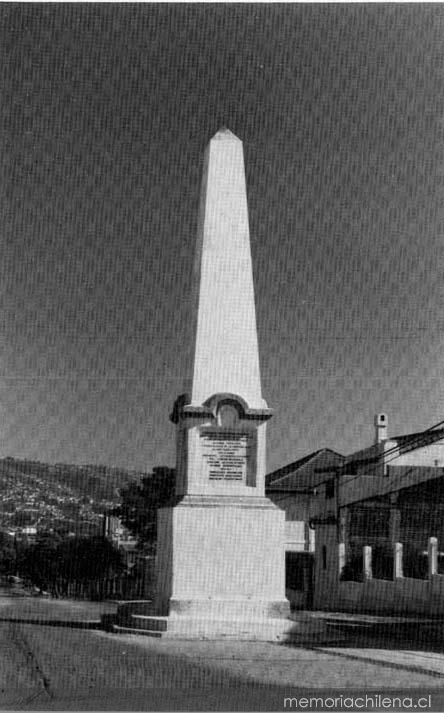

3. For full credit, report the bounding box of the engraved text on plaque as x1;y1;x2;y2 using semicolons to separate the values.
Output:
200;430;253;481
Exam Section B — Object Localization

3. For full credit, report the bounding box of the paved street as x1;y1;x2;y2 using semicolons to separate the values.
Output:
1;592;444;710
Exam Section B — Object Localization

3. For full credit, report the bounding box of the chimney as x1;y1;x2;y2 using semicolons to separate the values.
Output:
374;413;388;444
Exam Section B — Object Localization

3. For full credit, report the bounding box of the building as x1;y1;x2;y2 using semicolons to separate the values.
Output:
266;448;344;608
312;414;444;614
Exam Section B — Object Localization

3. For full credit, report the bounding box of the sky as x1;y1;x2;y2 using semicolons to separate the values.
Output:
1;3;443;473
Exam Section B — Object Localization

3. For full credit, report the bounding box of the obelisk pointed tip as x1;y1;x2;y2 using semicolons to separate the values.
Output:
211;127;242;142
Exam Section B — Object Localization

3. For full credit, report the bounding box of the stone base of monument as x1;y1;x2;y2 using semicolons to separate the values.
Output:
152;496;290;640
164;617;293;641
162;596;292;640
107;496;297;641
108;603;349;643
110;604;294;641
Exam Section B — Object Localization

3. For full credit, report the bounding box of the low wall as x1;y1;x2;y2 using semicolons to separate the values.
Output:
333;575;444;616
430;573;444;615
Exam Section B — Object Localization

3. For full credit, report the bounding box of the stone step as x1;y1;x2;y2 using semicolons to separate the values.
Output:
116;599;155;617
100;613;117;631
112;624;162;638
114;600;157;626
130;615;168;632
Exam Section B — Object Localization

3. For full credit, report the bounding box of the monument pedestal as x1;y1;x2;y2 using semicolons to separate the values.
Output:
154;495;289;639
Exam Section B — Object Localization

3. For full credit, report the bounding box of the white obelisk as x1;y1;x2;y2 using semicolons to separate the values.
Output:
155;128;290;639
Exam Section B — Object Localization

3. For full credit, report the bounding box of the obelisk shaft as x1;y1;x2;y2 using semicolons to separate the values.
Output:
190;128;266;409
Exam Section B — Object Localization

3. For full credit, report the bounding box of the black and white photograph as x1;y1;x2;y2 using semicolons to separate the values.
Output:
1;3;444;711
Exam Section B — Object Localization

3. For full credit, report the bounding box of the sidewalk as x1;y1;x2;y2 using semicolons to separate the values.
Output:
304;610;444;624
98;631;444;688
294;610;444;647
316;647;444;676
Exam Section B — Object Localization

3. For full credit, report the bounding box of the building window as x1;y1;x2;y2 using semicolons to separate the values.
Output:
325;479;335;499
322;545;327;570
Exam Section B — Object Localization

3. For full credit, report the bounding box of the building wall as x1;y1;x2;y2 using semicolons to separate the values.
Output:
312;443;444;613
313;524;340;609
268;493;315;553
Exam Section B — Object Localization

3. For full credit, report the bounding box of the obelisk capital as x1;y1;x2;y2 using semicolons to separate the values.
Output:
211;127;243;142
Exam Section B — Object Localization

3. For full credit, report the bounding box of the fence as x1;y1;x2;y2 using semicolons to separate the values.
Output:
45;559;156;601
61;575;150;601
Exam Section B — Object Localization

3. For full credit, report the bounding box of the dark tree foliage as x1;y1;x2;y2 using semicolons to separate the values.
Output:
18;535;124;595
56;536;124;582
18;532;63;591
115;467;176;547
0;532;16;574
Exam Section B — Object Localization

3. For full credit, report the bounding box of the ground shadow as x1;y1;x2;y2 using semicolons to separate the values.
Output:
0;616;101;629
281;618;444;654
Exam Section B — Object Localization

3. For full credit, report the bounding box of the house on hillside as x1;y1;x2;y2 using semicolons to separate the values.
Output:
312;413;444;614
19;525;37;544
265;448;344;608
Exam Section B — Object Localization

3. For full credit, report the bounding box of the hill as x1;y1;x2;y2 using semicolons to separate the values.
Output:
0;457;146;536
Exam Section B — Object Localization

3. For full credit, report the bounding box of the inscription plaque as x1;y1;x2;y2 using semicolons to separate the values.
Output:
200;429;253;481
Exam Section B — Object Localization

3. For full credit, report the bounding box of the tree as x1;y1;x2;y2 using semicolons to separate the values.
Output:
18;532;63;592
56;536;124;583
115;467;175;549
0;532;16;575
18;534;124;597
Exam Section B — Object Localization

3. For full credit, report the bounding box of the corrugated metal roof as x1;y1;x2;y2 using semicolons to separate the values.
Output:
266;448;344;491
